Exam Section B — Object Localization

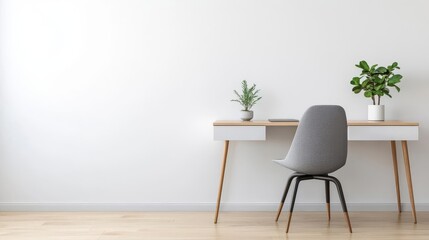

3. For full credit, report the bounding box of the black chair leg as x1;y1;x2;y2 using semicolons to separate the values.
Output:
286;176;302;233
330;176;353;233
275;173;301;222
325;180;330;221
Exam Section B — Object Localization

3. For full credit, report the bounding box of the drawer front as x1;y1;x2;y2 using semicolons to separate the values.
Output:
214;126;266;141
348;126;419;141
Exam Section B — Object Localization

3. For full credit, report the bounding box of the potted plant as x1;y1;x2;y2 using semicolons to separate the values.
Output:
231;80;262;121
350;60;403;121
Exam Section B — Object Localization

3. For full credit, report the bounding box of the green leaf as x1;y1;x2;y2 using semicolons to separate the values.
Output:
364;91;373;98
352;86;362;93
359;61;370;71
350;77;360;85
392;62;398;68
388;74;402;85
370;64;378;71
373;75;383;84
376;67;387;74
369;64;378;74
375;84;383;91
362;79;369;88
375;90;383;96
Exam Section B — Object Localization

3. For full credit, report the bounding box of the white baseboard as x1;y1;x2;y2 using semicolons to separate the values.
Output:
0;202;428;212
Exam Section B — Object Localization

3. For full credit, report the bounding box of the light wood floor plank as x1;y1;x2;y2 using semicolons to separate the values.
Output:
0;212;428;239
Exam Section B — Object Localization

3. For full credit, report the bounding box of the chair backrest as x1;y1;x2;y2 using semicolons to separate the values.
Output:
283;105;348;175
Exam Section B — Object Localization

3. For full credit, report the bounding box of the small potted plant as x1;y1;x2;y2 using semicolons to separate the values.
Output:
231;80;262;121
350;60;403;121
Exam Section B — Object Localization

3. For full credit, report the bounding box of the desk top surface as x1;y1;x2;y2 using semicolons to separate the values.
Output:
214;120;419;127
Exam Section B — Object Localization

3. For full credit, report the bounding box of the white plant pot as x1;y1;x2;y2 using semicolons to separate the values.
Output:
240;110;254;121
368;105;385;121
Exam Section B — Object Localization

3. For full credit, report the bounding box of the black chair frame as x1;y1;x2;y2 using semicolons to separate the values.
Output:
275;173;352;233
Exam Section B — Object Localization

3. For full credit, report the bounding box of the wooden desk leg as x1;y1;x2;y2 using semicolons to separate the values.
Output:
214;140;230;224
401;141;417;224
390;141;402;212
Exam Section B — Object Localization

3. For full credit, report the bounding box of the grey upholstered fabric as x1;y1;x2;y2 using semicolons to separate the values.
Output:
273;105;347;175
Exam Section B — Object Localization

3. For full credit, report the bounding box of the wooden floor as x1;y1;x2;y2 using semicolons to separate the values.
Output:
0;211;428;239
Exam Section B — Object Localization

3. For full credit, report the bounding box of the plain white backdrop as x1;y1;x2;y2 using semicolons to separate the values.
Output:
0;0;428;211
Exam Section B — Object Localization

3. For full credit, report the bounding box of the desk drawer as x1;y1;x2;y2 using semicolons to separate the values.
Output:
214;126;266;141
348;126;418;141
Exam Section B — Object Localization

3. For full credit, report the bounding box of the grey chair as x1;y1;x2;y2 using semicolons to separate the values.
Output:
273;105;352;233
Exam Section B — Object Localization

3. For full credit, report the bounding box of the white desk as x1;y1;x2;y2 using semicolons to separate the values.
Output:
213;120;419;224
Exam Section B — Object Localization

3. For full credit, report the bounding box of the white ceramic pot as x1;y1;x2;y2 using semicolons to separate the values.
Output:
240;110;254;121
368;105;385;121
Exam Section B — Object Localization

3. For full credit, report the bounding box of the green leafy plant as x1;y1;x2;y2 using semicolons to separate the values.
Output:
350;60;403;105
231;80;262;111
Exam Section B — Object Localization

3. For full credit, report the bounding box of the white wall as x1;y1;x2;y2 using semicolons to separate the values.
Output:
1;0;429;211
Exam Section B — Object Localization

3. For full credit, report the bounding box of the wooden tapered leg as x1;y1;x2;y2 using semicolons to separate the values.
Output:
275;174;299;222
390;141;402;212
401;141;417;224
214;140;230;224
325;180;331;221
330;177;352;233
343;212;353;233
275;202;285;223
